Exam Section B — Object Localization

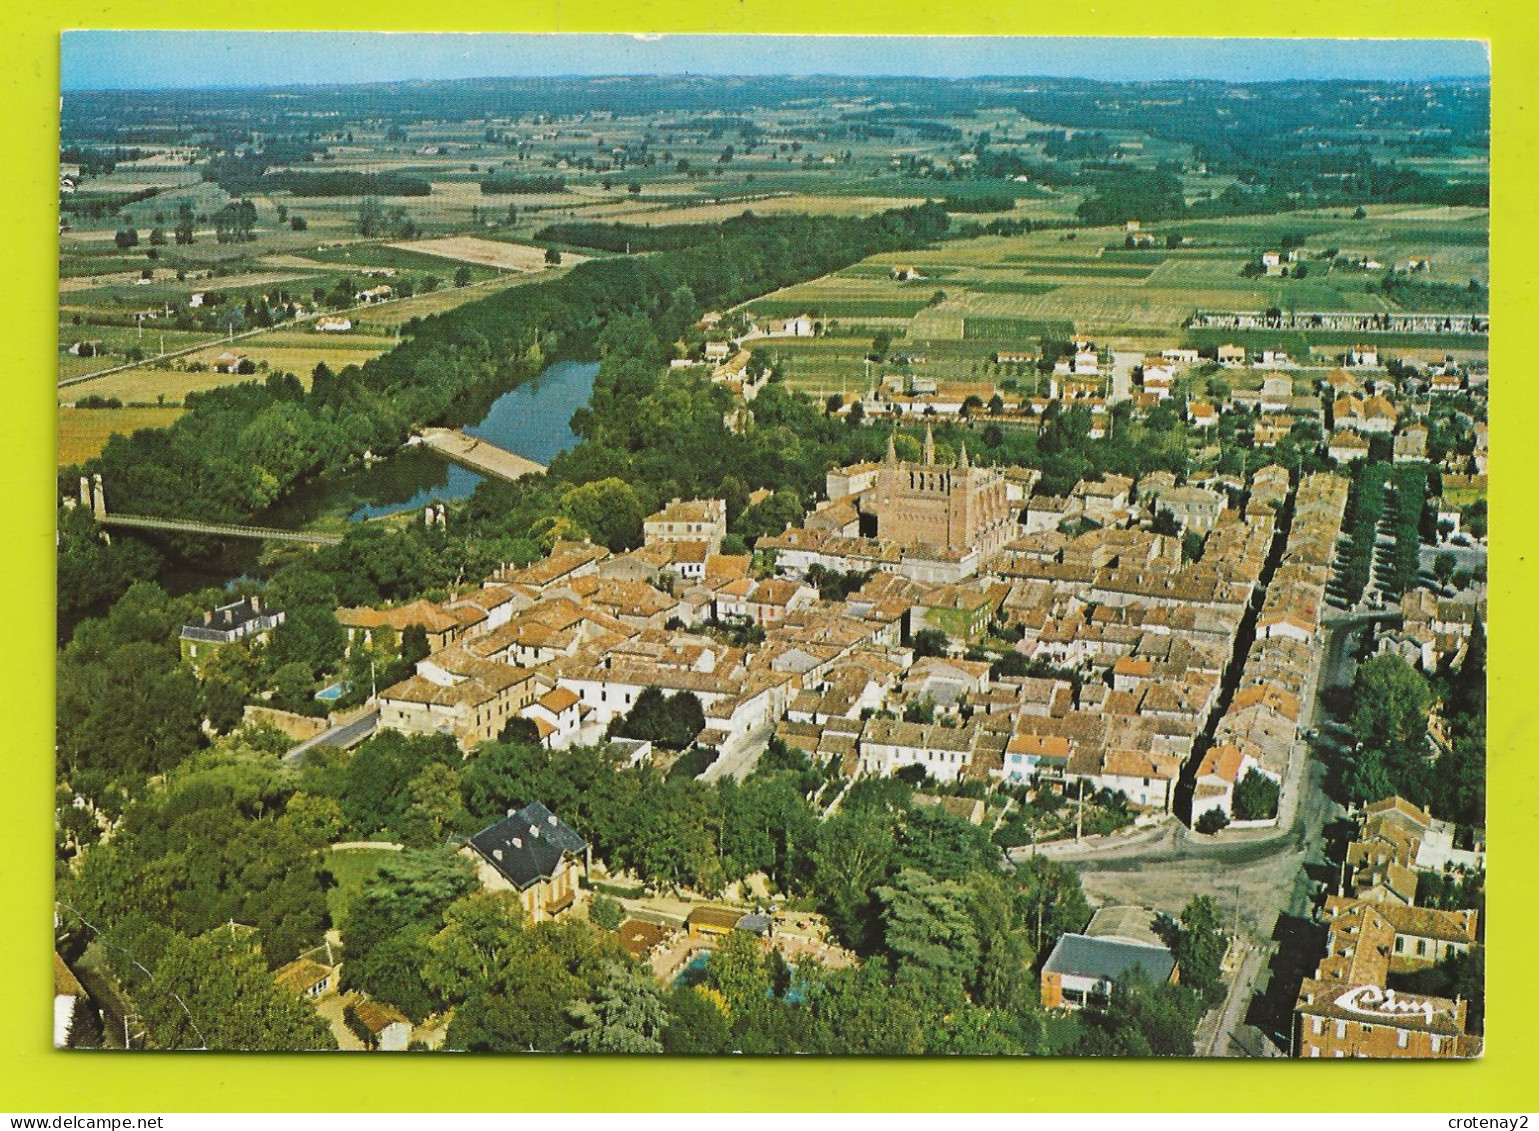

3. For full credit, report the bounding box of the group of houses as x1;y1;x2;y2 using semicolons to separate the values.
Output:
1192;472;1349;825
758;454;1346;823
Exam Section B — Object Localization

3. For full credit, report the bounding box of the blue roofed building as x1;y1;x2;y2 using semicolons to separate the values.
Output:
179;595;284;669
462;801;588;923
1040;932;1178;1010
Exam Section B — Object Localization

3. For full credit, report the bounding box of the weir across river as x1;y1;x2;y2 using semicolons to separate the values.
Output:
416;428;549;483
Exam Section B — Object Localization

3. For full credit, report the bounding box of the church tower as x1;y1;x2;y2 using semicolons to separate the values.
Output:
867;424;1011;554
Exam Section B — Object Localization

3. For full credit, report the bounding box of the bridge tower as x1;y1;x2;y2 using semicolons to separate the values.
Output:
90;474;107;520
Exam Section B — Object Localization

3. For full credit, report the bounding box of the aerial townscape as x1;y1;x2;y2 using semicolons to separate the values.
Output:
54;42;1487;1058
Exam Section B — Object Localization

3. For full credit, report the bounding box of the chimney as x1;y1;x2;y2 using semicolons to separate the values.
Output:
250;595;261;613
204;611;212;625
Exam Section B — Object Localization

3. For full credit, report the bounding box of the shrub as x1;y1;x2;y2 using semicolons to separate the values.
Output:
1195;808;1230;835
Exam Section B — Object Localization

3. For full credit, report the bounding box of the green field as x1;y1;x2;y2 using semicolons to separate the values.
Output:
295;241;501;280
1182;327;1490;354
744;298;932;319
969;281;1062;296
323;845;403;924
963;317;1077;340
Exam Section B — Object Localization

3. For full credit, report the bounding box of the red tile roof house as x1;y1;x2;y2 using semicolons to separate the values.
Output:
521;685;586;748
346;1000;412;1051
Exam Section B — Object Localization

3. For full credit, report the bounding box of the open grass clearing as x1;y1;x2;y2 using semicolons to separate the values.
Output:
324;845;403;925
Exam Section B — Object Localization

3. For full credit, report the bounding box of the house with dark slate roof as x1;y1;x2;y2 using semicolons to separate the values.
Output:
1039;932;1178;1010
461;801;588;923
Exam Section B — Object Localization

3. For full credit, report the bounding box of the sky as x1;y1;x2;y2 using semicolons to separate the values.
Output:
60;32;1489;92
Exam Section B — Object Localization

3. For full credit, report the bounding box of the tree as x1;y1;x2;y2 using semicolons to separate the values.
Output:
140;929;335;1051
1434;551;1457;583
1345;654;1433;804
1195;807;1229;834
912;628;948;658
545;247;563;266
811;808;896;952
399;623;430;666
662;984;732;1053
876;868;979;1010
403;762;464;846
1232;768;1280;821
356;197;384;237
565;962;669;1052
114;228;139;249
421;889;528;1003
1075;975;1203;1056
454;266;472;288
612;686;706;749
559;477;644;551
343;850;478;1019
589;894;625;931
1169;895;1228;1005
174;201;195;245
800;963;926;1055
290;215;307;232
706;929;770;1016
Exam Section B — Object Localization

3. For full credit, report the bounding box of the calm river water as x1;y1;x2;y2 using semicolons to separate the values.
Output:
280;358;599;523
149;359;599;600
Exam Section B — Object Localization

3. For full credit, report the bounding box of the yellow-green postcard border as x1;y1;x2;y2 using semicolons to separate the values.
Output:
4;0;1531;1113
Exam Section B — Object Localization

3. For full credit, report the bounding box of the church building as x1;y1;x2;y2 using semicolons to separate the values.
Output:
867;425;1013;557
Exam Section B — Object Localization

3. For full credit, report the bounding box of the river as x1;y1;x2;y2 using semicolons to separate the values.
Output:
296;358;599;522
151;359;600;597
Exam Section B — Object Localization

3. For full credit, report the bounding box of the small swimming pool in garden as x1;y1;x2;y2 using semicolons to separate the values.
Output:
672;951;808;1002
674;953;711;987
314;681;351;702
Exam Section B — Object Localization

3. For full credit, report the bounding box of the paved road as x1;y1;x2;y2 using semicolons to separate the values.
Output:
700;719;775;783
1199;938;1269;1056
1108;352;1141;404
1034;618;1358;1055
284;709;380;764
